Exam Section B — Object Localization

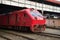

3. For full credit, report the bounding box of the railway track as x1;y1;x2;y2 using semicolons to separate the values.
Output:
0;28;60;40
35;32;60;38
4;29;60;39
35;28;60;38
0;29;34;40
0;35;11;40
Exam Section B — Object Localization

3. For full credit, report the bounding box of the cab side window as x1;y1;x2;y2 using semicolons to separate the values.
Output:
24;13;28;17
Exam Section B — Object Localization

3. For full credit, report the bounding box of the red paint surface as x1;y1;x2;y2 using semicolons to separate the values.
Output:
0;8;46;32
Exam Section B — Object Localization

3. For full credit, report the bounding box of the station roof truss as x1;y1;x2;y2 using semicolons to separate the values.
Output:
0;0;60;13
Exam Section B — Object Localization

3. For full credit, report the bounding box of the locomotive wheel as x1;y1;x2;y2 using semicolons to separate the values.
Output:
18;26;31;32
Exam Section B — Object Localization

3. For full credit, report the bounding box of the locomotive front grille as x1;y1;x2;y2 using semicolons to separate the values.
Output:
33;25;45;32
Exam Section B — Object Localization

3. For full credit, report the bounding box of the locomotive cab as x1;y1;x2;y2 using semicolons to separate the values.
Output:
25;8;46;32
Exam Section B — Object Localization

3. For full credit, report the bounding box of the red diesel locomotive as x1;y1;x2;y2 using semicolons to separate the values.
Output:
0;8;46;32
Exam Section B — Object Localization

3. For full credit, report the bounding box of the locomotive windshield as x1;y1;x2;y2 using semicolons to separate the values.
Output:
30;10;43;17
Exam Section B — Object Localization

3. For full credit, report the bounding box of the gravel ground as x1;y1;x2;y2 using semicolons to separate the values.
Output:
35;36;60;40
0;29;60;40
0;37;6;40
0;31;30;40
44;28;60;35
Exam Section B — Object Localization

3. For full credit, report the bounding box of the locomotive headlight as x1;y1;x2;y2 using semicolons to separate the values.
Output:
39;17;43;20
34;17;43;20
37;17;43;20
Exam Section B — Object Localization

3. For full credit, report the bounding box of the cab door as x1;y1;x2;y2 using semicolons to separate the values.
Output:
23;13;31;26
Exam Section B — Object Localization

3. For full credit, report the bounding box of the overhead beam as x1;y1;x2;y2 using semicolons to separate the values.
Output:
0;0;60;13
